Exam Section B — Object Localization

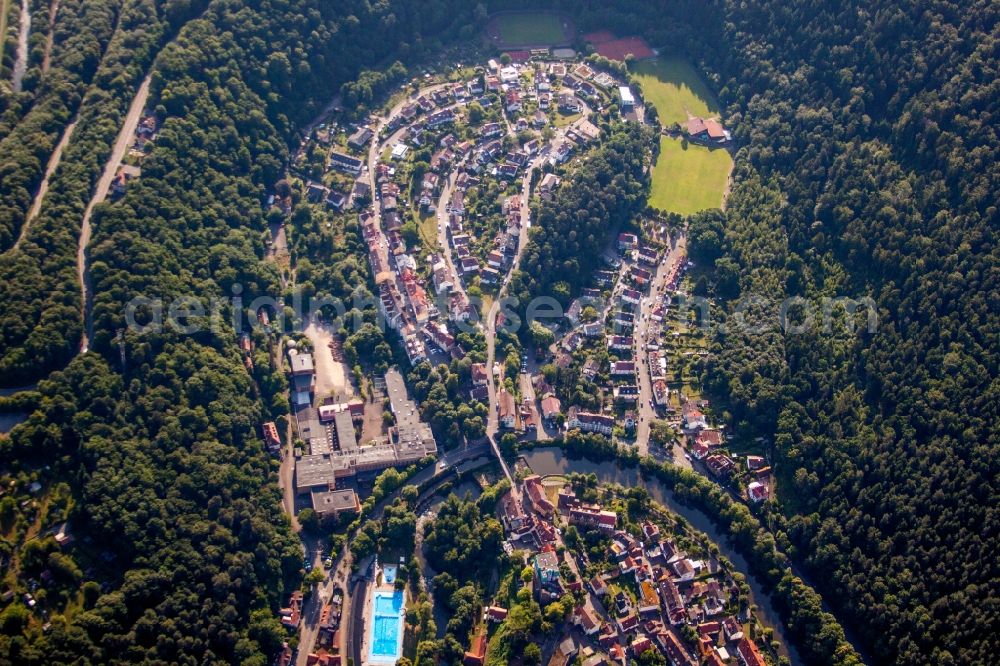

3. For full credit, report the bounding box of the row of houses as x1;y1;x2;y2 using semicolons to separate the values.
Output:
584;520;767;666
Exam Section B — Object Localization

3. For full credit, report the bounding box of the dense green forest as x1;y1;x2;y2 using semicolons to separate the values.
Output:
0;0;486;661
488;1;996;663
700;2;998;664
0;0;199;383
509;122;651;306
507;0;999;663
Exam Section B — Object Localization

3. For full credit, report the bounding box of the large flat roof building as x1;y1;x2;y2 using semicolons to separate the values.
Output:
295;368;436;493
618;86;635;107
311;488;361;518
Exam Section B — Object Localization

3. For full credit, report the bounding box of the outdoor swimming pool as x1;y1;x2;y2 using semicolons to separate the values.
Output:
368;590;405;664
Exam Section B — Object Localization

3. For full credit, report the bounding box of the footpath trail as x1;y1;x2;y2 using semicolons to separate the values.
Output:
12;119;77;250
78;73;151;352
41;0;58;73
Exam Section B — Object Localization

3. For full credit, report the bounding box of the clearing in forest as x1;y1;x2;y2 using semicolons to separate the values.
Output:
488;11;570;47
635;57;732;214
631;57;720;126
649;136;732;215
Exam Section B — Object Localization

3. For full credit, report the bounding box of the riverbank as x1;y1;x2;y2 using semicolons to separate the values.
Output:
519;442;867;665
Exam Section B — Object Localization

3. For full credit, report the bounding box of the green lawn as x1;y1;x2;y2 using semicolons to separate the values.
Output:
630;57;720;126
417;209;439;249
495;12;566;46
649;136;732;215
553;108;581;127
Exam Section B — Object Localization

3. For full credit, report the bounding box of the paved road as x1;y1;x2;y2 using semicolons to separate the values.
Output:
434;168;470;304
634;232;689;468
78;72;152;352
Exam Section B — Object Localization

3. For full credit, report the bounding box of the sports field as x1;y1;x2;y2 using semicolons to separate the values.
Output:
493;12;568;46
649;136;732;215
631;57;720;126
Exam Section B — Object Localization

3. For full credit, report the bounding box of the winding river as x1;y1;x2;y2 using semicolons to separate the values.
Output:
521;446;803;665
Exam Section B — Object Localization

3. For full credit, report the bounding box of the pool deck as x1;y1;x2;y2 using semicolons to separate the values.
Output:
363;568;406;666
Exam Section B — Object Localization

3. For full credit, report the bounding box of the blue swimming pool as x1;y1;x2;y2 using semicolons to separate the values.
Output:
369;590;405;664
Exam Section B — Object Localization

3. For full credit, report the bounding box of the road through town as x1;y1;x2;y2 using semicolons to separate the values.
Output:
634;232;689;467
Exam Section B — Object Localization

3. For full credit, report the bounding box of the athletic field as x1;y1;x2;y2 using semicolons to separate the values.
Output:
631;57;720;126
488;12;570;47
649;136;732;215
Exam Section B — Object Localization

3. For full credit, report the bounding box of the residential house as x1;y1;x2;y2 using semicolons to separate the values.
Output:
566;407;614;435
558;92;581;112
611;360;636;376
523;475;555;517
541;395;562;424
574;605;601;636
660;579;686;624
705;454;735;478
262;422;281;451
722;616;744;641
329;151;362;175
325;190;347;211
638;580;660;616
480;122;502;138
613;384;639;403
347;126;373;149
539;173;561;199
686;116;730;144
652;379;669;407
589;576;609;598
608;335;633;351
682;402;708;430
617;613;640;634
736;637;766;666
471;363;489;386
464;635;487;666
505;89;522;113
618;232;638;251
747;481;770;503
485;606;508;623
621;288;642;305
569;505;618;532
498;390;517;429
425;109;455;128
662;630;697;666
673;558;696;581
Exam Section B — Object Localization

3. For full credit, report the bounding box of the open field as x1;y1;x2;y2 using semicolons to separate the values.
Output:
487;11;570;47
649;136;732;215
631;57;720;126
417;209;438;249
